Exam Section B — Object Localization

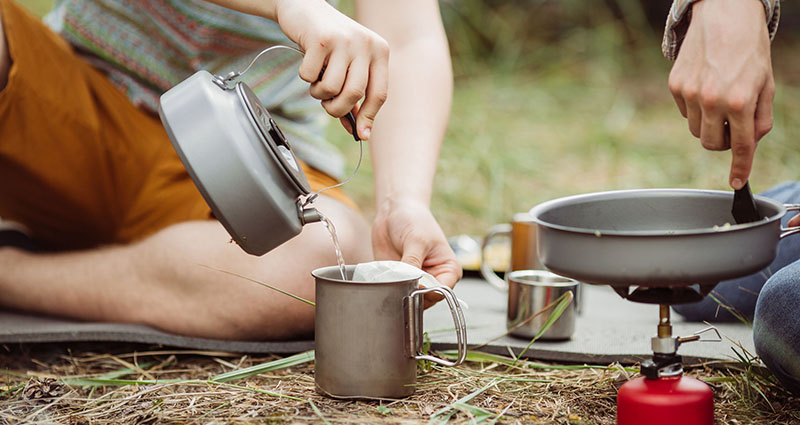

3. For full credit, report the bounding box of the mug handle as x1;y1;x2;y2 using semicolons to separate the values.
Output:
480;224;511;291
406;286;467;367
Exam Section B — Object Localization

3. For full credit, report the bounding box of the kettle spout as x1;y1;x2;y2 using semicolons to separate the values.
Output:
300;207;322;225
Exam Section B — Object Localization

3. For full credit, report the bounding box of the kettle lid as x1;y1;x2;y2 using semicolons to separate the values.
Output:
237;82;311;195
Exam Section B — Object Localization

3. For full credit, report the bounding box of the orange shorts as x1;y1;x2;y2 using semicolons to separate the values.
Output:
0;0;354;250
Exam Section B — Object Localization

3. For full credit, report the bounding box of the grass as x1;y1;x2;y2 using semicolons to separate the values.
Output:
335;23;800;237
2;344;799;424
339;56;800;236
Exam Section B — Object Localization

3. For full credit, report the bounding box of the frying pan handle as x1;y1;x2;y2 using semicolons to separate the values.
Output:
779;204;800;239
480;224;511;291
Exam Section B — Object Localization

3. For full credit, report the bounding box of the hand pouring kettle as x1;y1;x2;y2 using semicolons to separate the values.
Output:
158;46;357;256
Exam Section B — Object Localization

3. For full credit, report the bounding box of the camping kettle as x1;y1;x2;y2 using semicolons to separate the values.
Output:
158;47;339;256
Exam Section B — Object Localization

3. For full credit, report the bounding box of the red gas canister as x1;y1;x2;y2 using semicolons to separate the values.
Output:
617;375;713;425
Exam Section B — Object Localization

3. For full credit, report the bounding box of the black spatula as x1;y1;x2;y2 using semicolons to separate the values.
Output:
732;181;762;224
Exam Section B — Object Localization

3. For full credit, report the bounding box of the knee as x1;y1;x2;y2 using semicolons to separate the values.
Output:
753;269;800;395
754;266;799;328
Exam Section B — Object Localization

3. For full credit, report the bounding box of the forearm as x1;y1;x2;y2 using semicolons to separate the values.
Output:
0;231;224;333
357;0;453;207
0;246;146;322
201;0;279;20
370;41;452;206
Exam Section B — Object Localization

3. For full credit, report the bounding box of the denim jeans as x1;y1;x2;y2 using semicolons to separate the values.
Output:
673;181;800;394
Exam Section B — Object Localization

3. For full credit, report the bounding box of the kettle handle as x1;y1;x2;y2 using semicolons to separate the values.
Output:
214;45;304;90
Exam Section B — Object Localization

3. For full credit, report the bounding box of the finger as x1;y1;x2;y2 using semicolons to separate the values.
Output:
700;114;726;151
309;49;349;101
427;261;461;290
338;107;358;136
788;214;800;228
686;100;702;139
399;238;426;270
727;110;757;190
321;57;368;118
754;76;775;142
423;293;444;309
422;257;461;309
672;92;688;118
297;45;329;85
422;268;461;309
668;69;687;118
353;51;389;141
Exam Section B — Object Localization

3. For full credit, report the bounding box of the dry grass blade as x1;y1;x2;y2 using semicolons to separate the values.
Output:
210;350;314;383
61;361;157;387
309;399;333;424
470;288;574;351
513;290;573;364
428;378;505;424
440;350;638;373
707;292;750;326
214;381;306;402
199;264;316;306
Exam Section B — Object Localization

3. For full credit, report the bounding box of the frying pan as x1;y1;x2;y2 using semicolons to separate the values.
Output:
529;189;800;287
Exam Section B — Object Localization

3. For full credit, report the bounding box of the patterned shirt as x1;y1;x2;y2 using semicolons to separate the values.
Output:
43;0;345;178
663;0;781;60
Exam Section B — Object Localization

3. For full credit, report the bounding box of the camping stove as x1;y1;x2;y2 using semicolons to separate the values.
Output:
617;304;720;425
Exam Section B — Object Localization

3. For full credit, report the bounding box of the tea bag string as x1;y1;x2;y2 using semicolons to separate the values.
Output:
303;128;363;206
220;45;364;206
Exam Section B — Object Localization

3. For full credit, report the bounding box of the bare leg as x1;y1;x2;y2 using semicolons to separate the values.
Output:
0;7;9;91
0;196;373;340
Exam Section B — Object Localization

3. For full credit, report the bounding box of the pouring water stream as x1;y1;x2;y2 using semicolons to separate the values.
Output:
317;210;347;281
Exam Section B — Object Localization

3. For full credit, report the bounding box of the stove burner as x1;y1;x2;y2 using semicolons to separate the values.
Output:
611;283;717;304
617;304;720;425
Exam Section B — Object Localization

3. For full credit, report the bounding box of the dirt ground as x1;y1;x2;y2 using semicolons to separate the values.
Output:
2;342;799;424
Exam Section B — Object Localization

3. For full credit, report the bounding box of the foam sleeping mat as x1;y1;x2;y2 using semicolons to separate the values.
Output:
0;278;755;365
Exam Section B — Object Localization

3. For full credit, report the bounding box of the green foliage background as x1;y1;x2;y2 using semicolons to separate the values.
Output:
17;0;800;237
335;0;800;237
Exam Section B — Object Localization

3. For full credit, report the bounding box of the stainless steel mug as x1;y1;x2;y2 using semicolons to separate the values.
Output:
313;265;467;399
480;212;540;291
506;270;579;340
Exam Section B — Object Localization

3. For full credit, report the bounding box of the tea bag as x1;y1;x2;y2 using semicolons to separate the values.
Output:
352;261;468;308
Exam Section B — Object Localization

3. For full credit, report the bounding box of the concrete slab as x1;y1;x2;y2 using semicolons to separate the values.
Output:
425;277;756;364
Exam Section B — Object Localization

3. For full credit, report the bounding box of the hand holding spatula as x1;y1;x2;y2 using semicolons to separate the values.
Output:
724;123;762;224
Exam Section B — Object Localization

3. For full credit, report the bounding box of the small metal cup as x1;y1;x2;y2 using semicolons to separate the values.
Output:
313;265;467;399
506;270;579;340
